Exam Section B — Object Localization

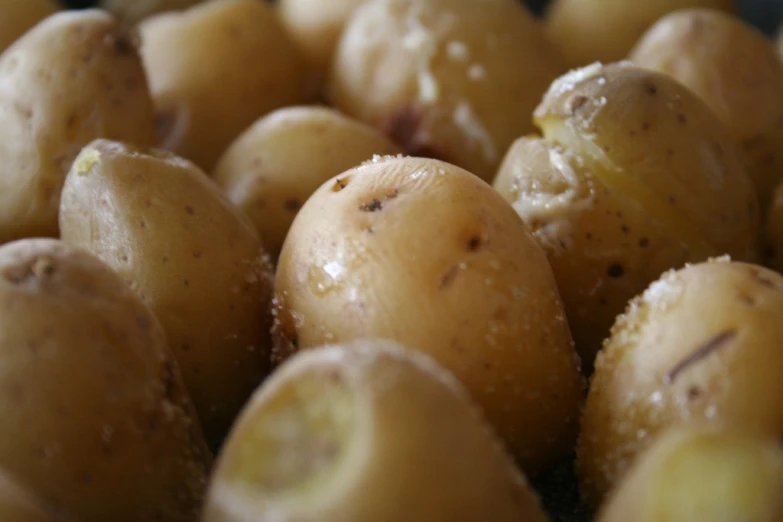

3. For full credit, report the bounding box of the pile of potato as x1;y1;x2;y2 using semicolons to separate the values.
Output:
1;0;783;520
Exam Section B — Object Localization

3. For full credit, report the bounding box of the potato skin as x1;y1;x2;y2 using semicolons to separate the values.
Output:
0;239;211;522
0;0;59;54
544;0;736;68
597;427;783;522
577;259;783;508
140;0;308;171
213;106;402;260
764;180;783;272
0;10;157;244
328;0;566;181
0;470;63;522
100;0;206;25
273;156;583;473
508;62;760;368
631;9;783;211
203;341;550;522
59;140;274;444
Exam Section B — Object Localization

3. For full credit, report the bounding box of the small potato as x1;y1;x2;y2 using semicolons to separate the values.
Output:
273;155;584;473
577;259;783;507
631;9;783;210
328;0;567;181
100;0;206;26
213;106;402;260
544;0;736;68
597;427;783;522
140;0;309;171
59;140;274;444
0;0;59;54
494;62;760;369
0;470;64;522
202;340;550;522
0;10;157;244
278;0;369;92
0;239;211;522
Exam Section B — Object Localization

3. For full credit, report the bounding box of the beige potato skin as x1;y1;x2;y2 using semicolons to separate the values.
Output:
0;0;59;54
509;62;759;368
0;10;157;244
597;427;783;522
279;0;369;92
0;239;211;522
0;470;63;522
140;0;308;171
213;106;402;260
577;260;783;508
59;140;274;444
328;0;566;182
273;156;584;473
100;0;206;26
203;341;550;522
631;9;783;211
544;0;736;68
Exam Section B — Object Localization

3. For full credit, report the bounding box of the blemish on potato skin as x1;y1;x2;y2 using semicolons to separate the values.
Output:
467;235;483;251
359;199;383;212
687;386;702;400
284;199;300;212
439;265;460;289
332;177;350;192
644;82;658;96
638;237;649;248
677;113;688;124
607;264;624;278
567;95;589;114
193;251;202;259
665;330;738;384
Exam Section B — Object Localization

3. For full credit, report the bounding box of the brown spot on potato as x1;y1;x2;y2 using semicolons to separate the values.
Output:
665;330;738;384
677;113;687;124
639;237;649;248
185;205;194;215
284;199;301;212
193;251;202;259
641;122;650;131
738;292;756;306
440;265;460;289
607;264;624;278
467;235;482;251
105;31;138;55
687;386;702;400
567;95;588;114
644;82;658;96
360;199;383;212
332;177;350;192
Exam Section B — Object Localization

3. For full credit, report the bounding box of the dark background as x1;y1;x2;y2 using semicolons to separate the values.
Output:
60;0;783;36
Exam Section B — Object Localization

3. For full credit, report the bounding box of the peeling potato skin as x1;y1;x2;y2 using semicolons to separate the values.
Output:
0;239;211;522
493;137;692;371
631;8;783;211
139;0;309;171
273;156;584;474
328;0;567;182
577;259;783;508
544;0;737;68
213;106;402;261
0;0;59;54
204;341;551;522
59;140;274;445
0;10;157;245
597;427;783;522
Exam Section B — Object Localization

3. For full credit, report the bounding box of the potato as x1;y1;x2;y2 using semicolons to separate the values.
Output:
59;140;274;444
630;9;783;211
764;180;783;272
202;340;550;522
328;0;567;182
0;470;63;522
140;0;309;171
544;0;737;68
273;155;583;473
577;259;783;507
0;239;211;522
278;0;368;93
493;62;760;369
0;9;157;244
596;427;783;522
213;106;402;260
100;0;206;26
0;0;59;54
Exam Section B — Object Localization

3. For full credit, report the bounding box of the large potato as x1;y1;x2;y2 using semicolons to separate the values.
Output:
273;155;584;473
0;9;156;244
213;106;402;260
577;259;783;507
328;0;566;181
0;239;211;522
59;140;274;445
631;9;783;211
494;62;760;369
203;340;550;522
544;0;736;68
278;0;369;93
140;0;309;171
0;0;59;54
597;427;783;522
100;0;206;26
